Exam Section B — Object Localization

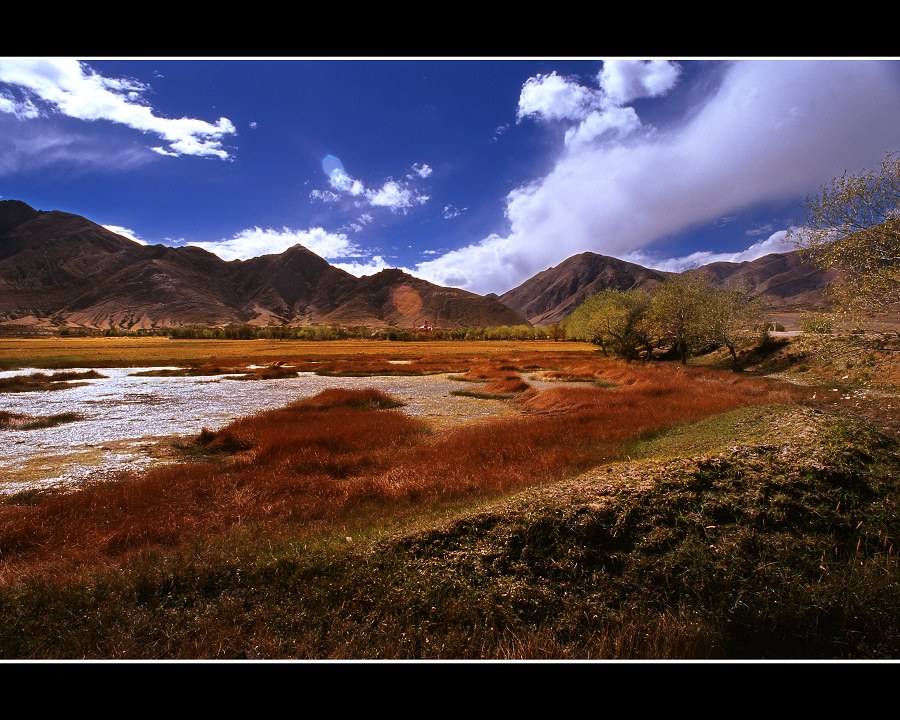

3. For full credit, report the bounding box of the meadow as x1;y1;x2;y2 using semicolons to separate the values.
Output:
0;337;896;659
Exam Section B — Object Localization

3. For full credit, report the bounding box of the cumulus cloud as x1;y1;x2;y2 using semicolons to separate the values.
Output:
414;60;900;295
103;225;147;244
517;72;603;123
319;153;431;214
329;168;365;196
0;59;236;159
189;226;359;261
598;60;682;105
366;180;429;212
517;62;681;150
563;105;642;147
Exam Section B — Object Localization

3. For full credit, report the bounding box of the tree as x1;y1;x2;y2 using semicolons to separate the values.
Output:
650;273;765;367
704;286;767;371
566;289;653;361
790;151;900;320
648;273;714;364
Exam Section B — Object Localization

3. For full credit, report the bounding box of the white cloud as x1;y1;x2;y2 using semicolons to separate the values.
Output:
516;64;673;151
442;205;466;219
0;91;41;119
745;223;774;237
517;72;604;123
414;60;900;295
564;105;642;147
366;180;429;213
342;213;375;233
0;115;154;175
318;153;431;214
0;59;236;159
598;60;681;105
329;168;365;196
103;225;147;244
333;255;406;277
622;230;795;273
310;189;341;203
189;226;359;261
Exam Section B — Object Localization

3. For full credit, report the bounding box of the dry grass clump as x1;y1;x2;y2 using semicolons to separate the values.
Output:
0;411;83;430
0;389;427;575
0;370;106;392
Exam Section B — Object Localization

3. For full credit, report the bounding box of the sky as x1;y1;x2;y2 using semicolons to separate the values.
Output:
0;57;898;296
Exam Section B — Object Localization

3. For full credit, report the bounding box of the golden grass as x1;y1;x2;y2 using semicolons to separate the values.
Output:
0;338;592;370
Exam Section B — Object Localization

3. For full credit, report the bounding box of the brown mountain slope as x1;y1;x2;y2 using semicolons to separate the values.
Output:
499;252;670;325
500;249;838;325
231;245;359;326
319;268;528;329
696;251;837;306
0;200;528;331
0;203;143;321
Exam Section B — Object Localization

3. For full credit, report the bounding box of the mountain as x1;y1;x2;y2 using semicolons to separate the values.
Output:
500;250;837;325
0;199;839;333
0;201;526;331
499;252;670;325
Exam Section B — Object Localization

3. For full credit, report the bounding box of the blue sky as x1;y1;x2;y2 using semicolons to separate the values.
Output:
1;58;897;295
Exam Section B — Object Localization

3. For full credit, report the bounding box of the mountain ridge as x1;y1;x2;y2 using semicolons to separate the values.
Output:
0;200;527;331
0;200;837;332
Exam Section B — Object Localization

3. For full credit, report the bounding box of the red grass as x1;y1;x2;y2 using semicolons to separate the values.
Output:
0;358;801;577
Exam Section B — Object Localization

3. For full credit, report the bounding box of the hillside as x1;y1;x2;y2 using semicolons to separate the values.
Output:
0;200;527;331
500;250;838;325
499;252;669;325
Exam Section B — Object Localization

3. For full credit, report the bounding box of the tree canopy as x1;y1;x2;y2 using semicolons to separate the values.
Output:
566;276;766;368
790;151;900;319
565;289;652;361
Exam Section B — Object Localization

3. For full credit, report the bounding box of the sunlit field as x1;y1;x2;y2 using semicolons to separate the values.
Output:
0;348;799;576
0;337;591;370
0;337;896;659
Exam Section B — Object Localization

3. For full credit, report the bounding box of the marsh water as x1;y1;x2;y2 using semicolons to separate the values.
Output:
0;367;511;495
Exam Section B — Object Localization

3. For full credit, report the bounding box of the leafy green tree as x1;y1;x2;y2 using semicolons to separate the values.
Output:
649;273;766;367
566;289;652;361
704;286;767;371
790;151;900;320
648;273;714;364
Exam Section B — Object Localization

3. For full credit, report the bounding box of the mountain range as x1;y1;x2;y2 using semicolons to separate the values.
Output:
0;200;835;332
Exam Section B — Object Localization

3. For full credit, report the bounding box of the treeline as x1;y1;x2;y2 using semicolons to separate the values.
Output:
89;323;568;342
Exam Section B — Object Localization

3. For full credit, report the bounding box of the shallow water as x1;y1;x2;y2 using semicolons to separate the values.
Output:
0;367;509;494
